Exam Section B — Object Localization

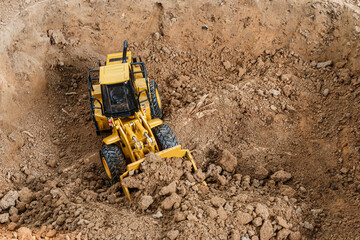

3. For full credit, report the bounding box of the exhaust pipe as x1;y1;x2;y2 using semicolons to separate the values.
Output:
122;40;128;63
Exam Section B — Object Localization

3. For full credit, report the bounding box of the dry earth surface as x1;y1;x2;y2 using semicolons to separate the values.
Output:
0;0;360;239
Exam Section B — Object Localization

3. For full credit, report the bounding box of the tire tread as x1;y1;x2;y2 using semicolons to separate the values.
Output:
153;123;179;150
100;144;127;185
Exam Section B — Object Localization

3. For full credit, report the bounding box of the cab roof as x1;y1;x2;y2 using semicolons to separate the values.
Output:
99;63;129;85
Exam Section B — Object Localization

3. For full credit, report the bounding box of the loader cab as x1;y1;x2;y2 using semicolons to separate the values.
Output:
101;80;138;118
99;59;139;118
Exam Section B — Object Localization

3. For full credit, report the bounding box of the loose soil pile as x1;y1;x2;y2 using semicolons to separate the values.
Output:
0;0;360;239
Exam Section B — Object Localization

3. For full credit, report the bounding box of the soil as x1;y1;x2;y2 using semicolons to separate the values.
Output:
0;0;360;239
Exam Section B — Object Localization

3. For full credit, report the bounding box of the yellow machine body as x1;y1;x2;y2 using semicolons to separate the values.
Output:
88;47;198;200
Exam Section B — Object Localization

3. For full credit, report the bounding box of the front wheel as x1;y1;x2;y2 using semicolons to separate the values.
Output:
100;144;127;185
152;123;179;150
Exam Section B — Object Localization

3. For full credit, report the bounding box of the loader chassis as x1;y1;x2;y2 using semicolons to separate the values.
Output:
87;41;198;200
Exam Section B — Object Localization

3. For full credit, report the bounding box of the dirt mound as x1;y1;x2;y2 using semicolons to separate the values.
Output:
0;152;303;239
121;153;302;240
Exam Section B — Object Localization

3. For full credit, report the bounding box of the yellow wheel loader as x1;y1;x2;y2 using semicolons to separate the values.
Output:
87;40;198;200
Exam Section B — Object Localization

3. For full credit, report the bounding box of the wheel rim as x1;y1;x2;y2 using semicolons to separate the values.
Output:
101;157;112;179
156;88;162;109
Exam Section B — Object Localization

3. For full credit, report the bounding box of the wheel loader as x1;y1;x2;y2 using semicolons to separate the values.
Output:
87;40;198;200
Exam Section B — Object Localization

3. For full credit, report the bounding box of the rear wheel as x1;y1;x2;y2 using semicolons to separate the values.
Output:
100;144;127;185
149;80;163;119
153;123;179;150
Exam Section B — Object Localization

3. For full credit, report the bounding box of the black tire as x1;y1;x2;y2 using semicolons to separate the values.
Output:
149;80;163;119
89;101;100;135
99;144;127;185
152;123;179;150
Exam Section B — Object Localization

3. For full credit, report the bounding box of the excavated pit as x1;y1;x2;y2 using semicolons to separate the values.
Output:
0;0;360;239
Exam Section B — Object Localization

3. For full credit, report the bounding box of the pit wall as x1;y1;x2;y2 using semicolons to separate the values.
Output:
0;0;359;123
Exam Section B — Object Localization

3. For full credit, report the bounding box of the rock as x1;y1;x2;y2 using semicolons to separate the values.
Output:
316;60;332;68
289;231;301;240
206;164;222;177
198;184;209;195
242;175;251;188
162;193;181;210
162;46;171;55
233;174;242;182
47;159;57;168
223;61;232;70
159;182;177;196
269;89;281;96
276;216;289;229
238;67;246;78
167;230;179;240
108;194;116;204
218;150;238;172
281;74;293;82
187;214;197;221
171;80;182;89
277;229;291;240
152;211;163;219
255;203;269;219
10;214;20;223
323;89;329;97
231;230;241;240
205;206;218;219
304;221;313;230
48;29;68;45
311;208;323;217
310;61;318;67
0;191;19;210
0;213;9;223
260;220;273;240
56;214;66;226
210;196;226;208
174;212;186;222
217;206;227;220
216;174;228;186
46;229;57;238
340;167;349;174
9;206;18;216
18;187;33;204
236;211;253;224
18;227;32;240
355;26;360;34
139;195;154;210
15;200;26;212
270;170;292;182
257;89;265;96
8;131;25;147
194;169;206;182
335;61;346;68
282;85;293;97
7;222;17;231
224;203;233;212
252;217;263;227
153;32;161;41
270;105;277;111
280;185;296;197
254;166;269;180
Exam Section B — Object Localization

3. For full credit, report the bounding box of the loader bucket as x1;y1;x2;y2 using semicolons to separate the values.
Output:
119;145;198;201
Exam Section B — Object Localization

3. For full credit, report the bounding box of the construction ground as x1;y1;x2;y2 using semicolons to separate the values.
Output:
0;0;360;239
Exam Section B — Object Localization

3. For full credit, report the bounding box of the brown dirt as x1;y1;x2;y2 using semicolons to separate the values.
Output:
0;0;360;239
